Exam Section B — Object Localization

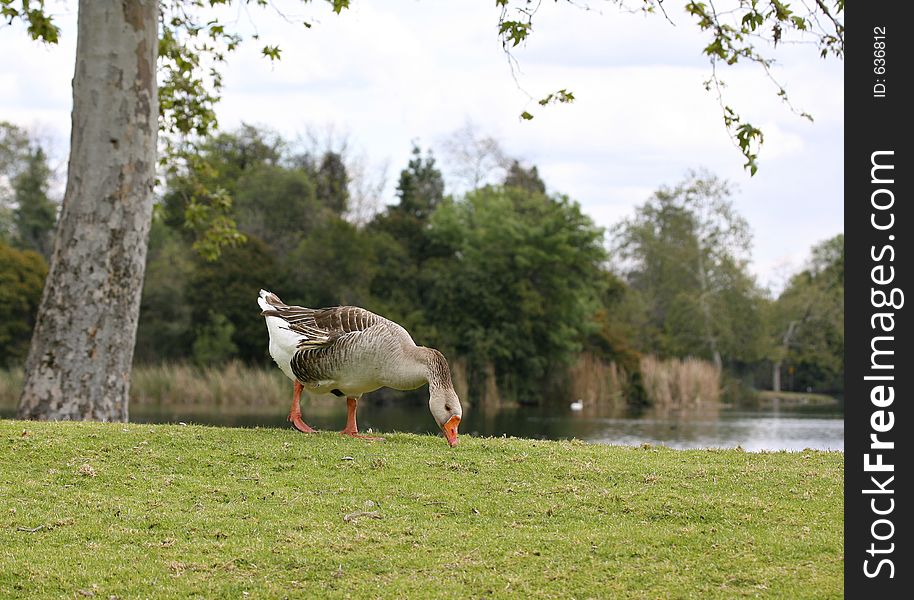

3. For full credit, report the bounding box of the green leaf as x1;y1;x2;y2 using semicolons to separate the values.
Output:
261;45;281;61
536;89;575;108
498;20;531;47
329;0;350;14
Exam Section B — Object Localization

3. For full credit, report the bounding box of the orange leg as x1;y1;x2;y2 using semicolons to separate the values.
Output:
288;381;316;433
340;397;384;440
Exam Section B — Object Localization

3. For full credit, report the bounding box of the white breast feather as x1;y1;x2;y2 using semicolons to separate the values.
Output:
258;294;300;381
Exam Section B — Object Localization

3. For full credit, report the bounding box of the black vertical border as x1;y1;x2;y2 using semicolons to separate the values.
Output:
845;3;910;597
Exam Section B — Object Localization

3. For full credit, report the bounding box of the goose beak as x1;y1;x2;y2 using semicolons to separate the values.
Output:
442;415;460;447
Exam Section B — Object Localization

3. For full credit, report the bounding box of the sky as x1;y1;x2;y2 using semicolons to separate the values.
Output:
0;1;843;293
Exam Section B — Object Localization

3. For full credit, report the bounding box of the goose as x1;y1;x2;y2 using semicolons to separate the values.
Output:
257;289;462;446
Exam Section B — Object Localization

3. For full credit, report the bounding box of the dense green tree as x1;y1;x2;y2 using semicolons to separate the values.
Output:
365;145;449;340
424;186;607;399
0;121;33;244
362;227;430;339
282;218;376;309
205;124;284;184
0;121;30;173
314;151;349;215
613;172;766;368
503;160;546;195
12;146;57;258
161;126;331;259
160;125;285;257
0;241;47;367
586;271;644;373
134;221;195;363
186;237;280;364
233;164;321;257
192;312;239;367
138;125;292;365
0;202;10;245
370;145;446;259
142;125;373;367
769;234;844;392
395;145;445;221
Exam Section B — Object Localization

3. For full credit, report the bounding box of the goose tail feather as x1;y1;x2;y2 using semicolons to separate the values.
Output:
258;289;300;380
258;289;284;314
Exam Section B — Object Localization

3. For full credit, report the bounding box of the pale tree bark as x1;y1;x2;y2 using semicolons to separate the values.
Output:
18;0;158;421
694;245;722;371
770;295;817;393
771;320;797;393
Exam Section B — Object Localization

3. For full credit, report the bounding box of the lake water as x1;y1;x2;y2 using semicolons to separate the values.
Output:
121;400;844;452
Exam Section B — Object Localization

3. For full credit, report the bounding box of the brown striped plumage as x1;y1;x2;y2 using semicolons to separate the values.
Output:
261;294;385;350
258;289;463;444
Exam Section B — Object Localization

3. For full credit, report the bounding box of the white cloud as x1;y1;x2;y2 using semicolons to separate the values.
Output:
0;0;842;285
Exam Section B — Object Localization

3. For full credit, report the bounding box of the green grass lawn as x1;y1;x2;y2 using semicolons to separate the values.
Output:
0;421;842;599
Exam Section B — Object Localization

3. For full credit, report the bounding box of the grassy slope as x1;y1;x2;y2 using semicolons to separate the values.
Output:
0;421;842;599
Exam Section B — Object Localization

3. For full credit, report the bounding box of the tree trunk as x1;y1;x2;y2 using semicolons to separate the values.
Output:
17;0;158;421
694;244;722;371
772;320;799;393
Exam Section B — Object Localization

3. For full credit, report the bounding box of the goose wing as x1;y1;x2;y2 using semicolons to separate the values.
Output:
260;292;385;350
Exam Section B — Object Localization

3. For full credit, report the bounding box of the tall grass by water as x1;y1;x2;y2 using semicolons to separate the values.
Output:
565;352;628;413
0;363;292;416
1;355;722;416
640;355;722;409
0;368;22;412
564;353;721;414
129;361;291;414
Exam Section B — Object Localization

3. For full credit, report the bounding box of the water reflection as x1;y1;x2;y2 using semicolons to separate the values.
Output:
568;409;844;452
118;399;843;452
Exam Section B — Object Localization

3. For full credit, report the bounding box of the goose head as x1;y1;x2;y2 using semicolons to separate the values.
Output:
430;388;462;447
424;348;463;447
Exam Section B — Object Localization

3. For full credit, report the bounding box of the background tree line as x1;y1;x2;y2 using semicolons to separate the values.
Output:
1;120;844;406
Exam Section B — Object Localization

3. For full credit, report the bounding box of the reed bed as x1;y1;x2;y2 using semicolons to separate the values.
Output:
566;352;628;413
1;354;724;416
563;353;720;414
2;363;356;414
0;368;22;411
129;361;291;413
640;355;721;409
